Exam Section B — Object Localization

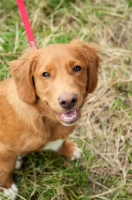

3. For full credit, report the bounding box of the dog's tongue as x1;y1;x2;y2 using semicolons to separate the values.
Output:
57;110;79;124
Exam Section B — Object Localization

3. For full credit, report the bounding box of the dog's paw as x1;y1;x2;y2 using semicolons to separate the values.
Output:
3;183;18;200
58;141;82;160
15;156;23;170
70;145;82;161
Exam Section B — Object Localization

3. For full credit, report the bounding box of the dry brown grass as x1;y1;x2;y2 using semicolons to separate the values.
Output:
72;1;132;198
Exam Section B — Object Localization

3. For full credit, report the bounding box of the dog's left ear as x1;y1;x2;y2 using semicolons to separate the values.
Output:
84;43;100;93
10;49;38;104
70;40;100;93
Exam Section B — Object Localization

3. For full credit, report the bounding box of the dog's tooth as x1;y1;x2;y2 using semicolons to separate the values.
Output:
61;111;78;122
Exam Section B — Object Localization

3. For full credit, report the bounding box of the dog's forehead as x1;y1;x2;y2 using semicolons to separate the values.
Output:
39;44;72;59
37;44;80;67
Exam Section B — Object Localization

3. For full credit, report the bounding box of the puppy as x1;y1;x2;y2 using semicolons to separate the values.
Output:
0;40;100;199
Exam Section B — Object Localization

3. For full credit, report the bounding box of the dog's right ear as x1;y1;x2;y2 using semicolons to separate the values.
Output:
10;49;38;104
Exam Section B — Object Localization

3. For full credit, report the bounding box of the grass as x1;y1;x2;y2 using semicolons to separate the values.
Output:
0;0;132;199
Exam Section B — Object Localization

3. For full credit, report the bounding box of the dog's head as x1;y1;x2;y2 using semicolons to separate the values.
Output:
10;40;100;126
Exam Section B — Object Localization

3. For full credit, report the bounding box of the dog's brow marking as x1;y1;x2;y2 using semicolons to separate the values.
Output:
43;139;64;151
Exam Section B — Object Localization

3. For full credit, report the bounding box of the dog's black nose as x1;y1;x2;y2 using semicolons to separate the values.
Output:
58;93;78;109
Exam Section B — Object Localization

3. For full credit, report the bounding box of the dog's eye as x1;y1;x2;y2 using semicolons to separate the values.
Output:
72;66;82;73
42;72;50;78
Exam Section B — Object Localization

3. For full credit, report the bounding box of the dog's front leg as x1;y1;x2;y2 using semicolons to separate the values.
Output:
44;139;82;161
0;150;18;199
58;140;82;161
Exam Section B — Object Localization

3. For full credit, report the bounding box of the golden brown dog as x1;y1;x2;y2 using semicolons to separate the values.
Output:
0;40;100;199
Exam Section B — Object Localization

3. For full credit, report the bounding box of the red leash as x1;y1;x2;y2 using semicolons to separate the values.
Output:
16;0;38;49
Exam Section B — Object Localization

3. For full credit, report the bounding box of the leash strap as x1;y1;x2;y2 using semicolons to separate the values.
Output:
16;0;38;49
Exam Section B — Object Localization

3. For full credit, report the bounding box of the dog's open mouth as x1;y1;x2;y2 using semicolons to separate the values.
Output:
56;110;79;125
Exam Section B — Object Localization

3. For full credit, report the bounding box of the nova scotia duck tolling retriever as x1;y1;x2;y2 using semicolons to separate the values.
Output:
0;40;100;199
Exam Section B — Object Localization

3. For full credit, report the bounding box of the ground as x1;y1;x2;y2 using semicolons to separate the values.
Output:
0;0;132;199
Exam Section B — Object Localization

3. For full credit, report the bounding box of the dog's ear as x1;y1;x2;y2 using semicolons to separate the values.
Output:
84;43;100;93
70;40;100;93
10;49;38;104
